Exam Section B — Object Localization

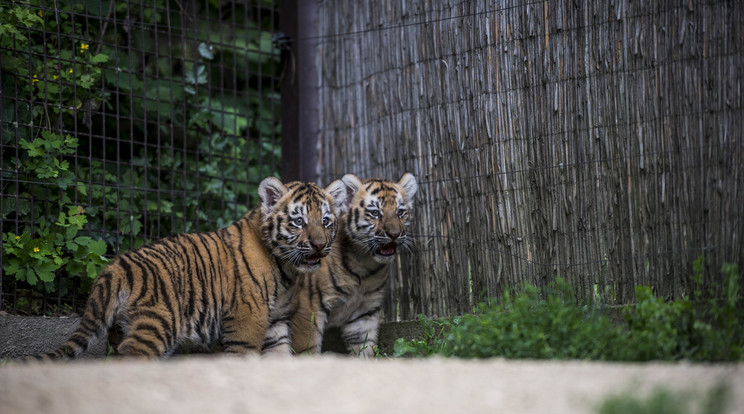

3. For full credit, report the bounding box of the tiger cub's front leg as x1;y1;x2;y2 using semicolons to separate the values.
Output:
287;305;328;355
262;318;292;355
262;288;297;356
342;308;381;358
222;304;267;354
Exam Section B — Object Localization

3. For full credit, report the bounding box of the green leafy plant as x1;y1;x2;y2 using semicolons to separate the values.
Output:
372;345;385;358
0;4;43;50
393;314;458;357
1;1;281;310
17;131;77;187
395;259;743;361
439;279;625;359
3;206;108;295
623;258;742;361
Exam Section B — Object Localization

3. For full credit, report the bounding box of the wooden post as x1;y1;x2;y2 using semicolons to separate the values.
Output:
280;0;319;183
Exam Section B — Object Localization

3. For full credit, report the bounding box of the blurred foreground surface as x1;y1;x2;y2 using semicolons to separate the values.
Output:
1;356;742;414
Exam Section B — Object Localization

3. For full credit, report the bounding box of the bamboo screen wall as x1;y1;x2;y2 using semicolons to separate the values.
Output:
316;0;743;321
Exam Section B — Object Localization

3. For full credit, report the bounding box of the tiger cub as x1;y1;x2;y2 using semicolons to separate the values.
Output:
286;173;418;357
27;177;347;360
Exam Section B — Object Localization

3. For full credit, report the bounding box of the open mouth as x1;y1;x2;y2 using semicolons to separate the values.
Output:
376;242;397;257
303;253;322;265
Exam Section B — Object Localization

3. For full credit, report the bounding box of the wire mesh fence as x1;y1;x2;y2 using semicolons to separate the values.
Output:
0;0;281;315
317;0;744;321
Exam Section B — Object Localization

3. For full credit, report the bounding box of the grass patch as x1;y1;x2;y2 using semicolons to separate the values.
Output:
395;258;743;361
597;382;731;414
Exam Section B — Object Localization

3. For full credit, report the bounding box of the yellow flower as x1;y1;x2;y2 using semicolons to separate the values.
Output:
32;74;39;83
33;247;40;253
80;43;89;53
38;10;43;17
53;74;59;80
68;68;73;74
15;236;21;240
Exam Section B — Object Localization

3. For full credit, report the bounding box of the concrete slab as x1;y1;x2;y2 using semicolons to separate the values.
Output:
0;356;741;414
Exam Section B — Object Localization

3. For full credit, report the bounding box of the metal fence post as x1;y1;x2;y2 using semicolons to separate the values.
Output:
280;0;320;183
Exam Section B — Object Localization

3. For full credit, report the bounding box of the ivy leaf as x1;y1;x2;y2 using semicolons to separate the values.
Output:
198;43;214;60
57;159;70;172
185;65;207;85
78;74;93;89
86;262;98;279
4;261;21;276
68;213;87;229
75;236;92;246
20;139;44;157
62;135;78;153
65;239;79;251
65;225;78;240
35;262;58;282
130;218;142;237
23;267;35;285
87;239;107;256
86;258;107;280
90;53;109;64
66;260;84;276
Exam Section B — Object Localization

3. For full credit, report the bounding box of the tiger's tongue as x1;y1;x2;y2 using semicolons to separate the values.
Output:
379;242;396;256
305;254;321;265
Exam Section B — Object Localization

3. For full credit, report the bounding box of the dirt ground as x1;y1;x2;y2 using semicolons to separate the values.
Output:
0;355;742;414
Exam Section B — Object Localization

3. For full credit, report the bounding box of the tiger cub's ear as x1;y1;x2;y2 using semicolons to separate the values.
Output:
340;174;364;213
398;173;418;200
259;177;288;216
325;179;348;214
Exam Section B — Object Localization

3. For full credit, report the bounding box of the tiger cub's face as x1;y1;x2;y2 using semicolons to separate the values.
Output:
259;177;347;273
340;173;418;264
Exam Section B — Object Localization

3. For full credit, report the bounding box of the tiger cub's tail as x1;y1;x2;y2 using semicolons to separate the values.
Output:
27;270;122;361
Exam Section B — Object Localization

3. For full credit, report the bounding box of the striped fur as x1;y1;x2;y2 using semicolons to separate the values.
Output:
27;177;346;360
285;173;418;357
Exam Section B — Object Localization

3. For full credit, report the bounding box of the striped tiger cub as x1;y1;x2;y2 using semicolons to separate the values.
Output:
27;177;347;360
286;173;418;357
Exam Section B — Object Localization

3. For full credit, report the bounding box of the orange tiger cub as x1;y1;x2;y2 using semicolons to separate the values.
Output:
26;177;346;360
287;173;418;357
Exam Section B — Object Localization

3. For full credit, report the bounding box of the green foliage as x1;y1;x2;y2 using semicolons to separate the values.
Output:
0;4;43;50
395;259;743;361
2;206;108;295
372;345;385;358
597;383;730;414
1;1;280;305
623;259;742;361
18;131;78;187
393;314;459;357
437;279;625;360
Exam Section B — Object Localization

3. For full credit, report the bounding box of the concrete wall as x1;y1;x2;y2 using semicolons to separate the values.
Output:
0;316;423;359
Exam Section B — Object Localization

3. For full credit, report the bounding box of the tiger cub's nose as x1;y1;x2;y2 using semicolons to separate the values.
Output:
386;231;401;240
